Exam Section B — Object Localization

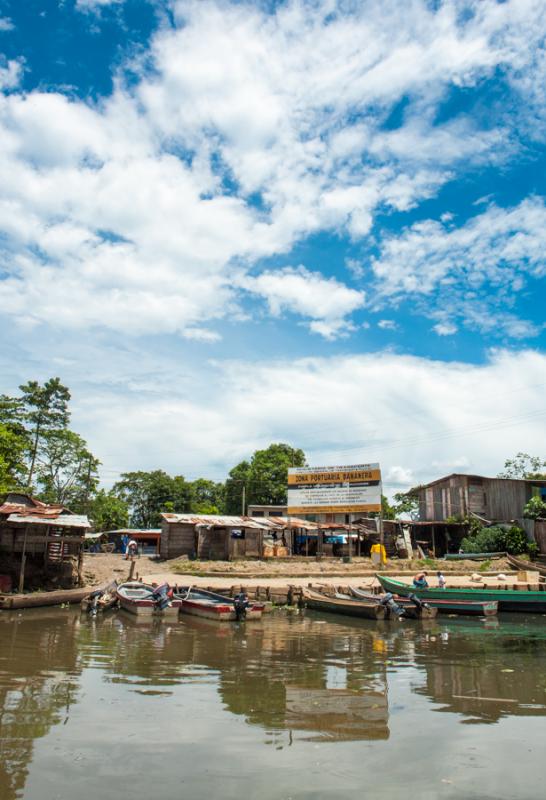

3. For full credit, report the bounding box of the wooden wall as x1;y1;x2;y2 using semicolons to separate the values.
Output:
160;521;196;559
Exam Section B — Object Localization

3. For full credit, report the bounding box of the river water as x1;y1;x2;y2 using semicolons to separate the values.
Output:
1;608;545;800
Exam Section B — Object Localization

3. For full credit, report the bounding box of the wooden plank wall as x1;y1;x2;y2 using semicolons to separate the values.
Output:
161;522;196;559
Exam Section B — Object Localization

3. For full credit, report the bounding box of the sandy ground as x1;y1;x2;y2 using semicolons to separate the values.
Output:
82;552;534;591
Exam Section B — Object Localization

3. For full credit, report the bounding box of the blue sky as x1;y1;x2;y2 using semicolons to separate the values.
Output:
0;0;545;491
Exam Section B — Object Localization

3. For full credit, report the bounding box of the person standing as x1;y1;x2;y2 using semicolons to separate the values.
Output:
437;570;446;589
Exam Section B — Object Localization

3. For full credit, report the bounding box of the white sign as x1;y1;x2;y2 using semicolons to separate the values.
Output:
287;463;382;515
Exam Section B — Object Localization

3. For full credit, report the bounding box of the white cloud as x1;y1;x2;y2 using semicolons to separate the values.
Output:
247;266;365;339
0;59;22;90
433;322;458;336
54;347;545;492
373;198;546;336
0;18;14;32
75;0;123;9
378;319;397;330
1;1;545;338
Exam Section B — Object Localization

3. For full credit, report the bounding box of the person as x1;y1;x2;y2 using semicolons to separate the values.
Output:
437;570;446;589
125;539;138;559
121;533;129;555
413;570;428;588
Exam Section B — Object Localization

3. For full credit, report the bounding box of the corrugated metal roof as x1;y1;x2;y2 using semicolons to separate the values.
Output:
7;513;91;529
161;513;272;529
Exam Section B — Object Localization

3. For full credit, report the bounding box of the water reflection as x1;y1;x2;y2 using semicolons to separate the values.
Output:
1;608;546;799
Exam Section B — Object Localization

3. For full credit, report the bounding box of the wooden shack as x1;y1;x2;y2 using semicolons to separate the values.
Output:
416;474;546;524
0;493;91;589
160;514;278;560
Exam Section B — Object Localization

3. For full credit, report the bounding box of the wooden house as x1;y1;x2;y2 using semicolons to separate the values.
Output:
416;474;546;523
0;493;91;590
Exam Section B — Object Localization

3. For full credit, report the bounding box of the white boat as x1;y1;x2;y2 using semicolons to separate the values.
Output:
116;582;182;618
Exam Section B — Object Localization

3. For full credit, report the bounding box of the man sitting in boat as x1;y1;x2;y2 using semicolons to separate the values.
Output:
413;571;429;588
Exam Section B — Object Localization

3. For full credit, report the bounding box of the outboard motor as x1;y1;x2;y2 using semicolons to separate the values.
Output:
86;588;103;616
380;592;405;617
152;583;172;610
408;593;430;610
233;591;249;621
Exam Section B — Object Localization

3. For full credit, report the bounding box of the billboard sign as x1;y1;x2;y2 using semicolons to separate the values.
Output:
287;463;382;515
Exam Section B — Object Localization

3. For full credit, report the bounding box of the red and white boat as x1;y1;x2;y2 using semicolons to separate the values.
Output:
175;587;265;621
116;581;182;618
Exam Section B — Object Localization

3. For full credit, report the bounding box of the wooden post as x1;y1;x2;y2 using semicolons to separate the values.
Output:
18;526;29;593
357;528;361;557
348;515;353;561
77;542;84;587
432;526;436;557
305;533;309;557
128;559;136;581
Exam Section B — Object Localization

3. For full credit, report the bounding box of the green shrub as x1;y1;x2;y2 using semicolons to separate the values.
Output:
503;526;528;555
523;496;546;520
460;525;527;555
527;542;539;559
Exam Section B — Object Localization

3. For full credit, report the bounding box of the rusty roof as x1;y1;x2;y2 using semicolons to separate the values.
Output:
160;513;274;529
6;513;91;529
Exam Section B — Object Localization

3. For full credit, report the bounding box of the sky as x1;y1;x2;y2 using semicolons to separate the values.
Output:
0;0;545;495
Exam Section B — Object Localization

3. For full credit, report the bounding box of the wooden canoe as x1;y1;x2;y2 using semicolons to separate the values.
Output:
507;554;546;577
377;575;546;613
341;588;437;619
350;587;497;617
302;587;387;620
174;587;265;621
0;586;95;610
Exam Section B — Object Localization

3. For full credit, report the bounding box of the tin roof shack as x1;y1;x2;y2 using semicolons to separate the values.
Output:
161;514;279;560
416;474;546;525
0;493;91;590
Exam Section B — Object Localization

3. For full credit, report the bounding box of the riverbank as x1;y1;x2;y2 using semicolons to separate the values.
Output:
82;552;528;592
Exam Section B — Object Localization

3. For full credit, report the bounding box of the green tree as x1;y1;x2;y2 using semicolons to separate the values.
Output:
88;489;129;531
498;452;546;480
112;470;192;527
19;378;71;488
224;460;251;514
190;478;225;514
523;496;546;520
225;443;306;513
0;423;27;492
392;488;420;517
35;429;99;509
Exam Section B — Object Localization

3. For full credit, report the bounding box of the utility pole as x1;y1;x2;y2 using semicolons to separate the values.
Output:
241;483;246;516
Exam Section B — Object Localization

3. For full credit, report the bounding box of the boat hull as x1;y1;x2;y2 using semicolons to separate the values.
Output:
507;554;546;577
116;582;182;618
303;589;387;619
1;586;96;610
377;575;546;613
177;590;264;621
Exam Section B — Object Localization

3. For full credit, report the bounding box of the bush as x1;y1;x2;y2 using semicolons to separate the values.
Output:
523;496;546;520
527;542;539;559
460;525;527;555
503;525;528;555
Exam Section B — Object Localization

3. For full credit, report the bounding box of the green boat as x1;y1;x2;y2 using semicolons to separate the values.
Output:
376;575;546;613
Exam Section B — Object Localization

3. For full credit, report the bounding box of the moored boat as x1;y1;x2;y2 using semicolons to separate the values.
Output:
81;582;119;614
507;554;546;578
0;586;96;610
377;575;546;613
174;587;265;621
116;582;182;618
337;588;437;619
350;586;497;616
301;587;387;620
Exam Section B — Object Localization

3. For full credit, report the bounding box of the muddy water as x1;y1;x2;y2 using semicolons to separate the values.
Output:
1;609;545;800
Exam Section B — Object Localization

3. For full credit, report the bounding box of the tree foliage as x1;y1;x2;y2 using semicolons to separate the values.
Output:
498;452;546;480
523;496;546;520
19;378;71;488
35;429;100;509
0;423;27;492
225;443;306;513
112;470;193;527
88;489;130;532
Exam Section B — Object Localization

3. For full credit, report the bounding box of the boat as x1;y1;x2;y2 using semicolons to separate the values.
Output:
337;588;437;619
174;587;265;621
349;586;497;616
507;554;546;577
301;587;387;620
376;575;546;613
0;586;96;610
81;582;118;614
116;582;182;618
444;552;505;561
